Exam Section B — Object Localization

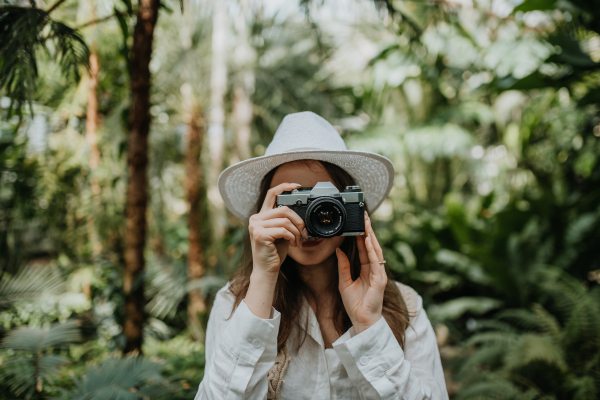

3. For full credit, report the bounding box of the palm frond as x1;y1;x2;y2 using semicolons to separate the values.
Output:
1;319;80;352
62;356;177;400
0;5;89;118
0;264;65;311
0;320;80;399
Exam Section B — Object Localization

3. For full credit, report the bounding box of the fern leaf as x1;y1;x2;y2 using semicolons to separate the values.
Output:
504;334;567;372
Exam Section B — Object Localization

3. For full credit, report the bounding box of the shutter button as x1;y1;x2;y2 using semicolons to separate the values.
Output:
360;356;370;366
252;339;262;348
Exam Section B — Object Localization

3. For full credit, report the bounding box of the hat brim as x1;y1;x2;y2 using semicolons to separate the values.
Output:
218;150;395;222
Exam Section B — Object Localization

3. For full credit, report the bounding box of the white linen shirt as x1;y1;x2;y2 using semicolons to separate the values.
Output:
194;282;448;400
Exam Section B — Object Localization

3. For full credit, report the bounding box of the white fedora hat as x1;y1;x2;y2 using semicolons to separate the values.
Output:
218;111;395;222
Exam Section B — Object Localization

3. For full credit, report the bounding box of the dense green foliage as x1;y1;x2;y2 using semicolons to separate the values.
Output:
1;0;599;398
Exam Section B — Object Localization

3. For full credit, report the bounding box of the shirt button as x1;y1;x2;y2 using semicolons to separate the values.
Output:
252;339;262;348
360;356;370;366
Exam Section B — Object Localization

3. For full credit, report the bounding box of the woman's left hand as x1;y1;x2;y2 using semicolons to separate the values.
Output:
336;211;387;334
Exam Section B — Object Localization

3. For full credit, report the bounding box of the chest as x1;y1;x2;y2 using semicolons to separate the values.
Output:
278;340;359;400
317;317;340;349
306;296;343;349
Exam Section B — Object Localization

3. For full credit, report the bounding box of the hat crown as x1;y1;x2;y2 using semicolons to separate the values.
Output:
265;112;347;155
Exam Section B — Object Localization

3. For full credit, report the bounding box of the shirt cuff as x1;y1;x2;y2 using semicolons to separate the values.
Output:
333;316;404;397
220;299;281;365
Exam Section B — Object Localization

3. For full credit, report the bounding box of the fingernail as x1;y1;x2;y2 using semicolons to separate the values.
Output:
293;183;302;186
303;228;308;237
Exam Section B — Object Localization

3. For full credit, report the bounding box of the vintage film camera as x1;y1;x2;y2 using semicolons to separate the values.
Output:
276;181;365;238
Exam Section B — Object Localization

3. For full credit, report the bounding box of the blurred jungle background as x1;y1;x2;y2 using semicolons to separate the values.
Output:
1;0;600;398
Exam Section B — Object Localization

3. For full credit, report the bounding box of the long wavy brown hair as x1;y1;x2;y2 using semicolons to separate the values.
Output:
229;160;410;352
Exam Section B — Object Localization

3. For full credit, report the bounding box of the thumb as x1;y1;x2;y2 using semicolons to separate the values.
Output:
336;248;353;290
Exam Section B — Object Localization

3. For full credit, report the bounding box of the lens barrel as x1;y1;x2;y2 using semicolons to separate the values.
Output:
305;197;346;238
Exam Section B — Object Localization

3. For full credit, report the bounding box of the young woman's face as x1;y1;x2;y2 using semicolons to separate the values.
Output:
270;160;345;266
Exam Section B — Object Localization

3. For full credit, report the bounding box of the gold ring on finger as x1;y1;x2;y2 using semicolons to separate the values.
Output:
378;260;386;264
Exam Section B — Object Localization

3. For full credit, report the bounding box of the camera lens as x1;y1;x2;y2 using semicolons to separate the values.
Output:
306;197;346;238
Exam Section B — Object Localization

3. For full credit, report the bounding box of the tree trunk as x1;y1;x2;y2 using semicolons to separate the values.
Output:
207;0;228;243
185;107;206;341
232;0;255;164
232;80;253;163
86;44;102;258
123;0;160;355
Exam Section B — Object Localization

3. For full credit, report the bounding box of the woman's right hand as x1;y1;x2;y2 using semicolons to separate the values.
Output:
249;182;308;278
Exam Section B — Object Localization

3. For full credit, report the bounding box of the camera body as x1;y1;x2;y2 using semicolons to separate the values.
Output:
276;181;365;238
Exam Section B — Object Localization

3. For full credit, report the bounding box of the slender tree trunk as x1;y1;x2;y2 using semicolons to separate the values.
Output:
232;0;255;163
185;107;206;341
86;44;102;259
232;80;253;162
207;0;228;243
123;0;160;355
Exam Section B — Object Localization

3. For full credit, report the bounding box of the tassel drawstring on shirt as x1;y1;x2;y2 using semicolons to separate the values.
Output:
267;345;291;400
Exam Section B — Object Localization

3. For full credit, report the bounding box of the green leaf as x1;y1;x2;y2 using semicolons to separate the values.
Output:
547;32;599;68
1;320;81;352
0;6;89;118
62;357;178;400
493;71;555;90
577;88;600;106
121;0;133;14
429;297;503;321
0;265;65;310
159;2;174;14
513;0;558;13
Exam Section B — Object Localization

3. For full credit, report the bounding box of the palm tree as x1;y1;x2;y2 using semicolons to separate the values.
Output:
0;0;180;355
122;0;162;355
0;320;80;399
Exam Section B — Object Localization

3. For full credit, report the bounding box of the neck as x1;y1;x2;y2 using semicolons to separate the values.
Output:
297;253;337;298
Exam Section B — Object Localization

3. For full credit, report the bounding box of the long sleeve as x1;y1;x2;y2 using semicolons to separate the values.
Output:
332;295;448;400
195;286;281;400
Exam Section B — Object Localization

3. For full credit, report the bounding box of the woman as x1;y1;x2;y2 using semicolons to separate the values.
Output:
195;112;448;399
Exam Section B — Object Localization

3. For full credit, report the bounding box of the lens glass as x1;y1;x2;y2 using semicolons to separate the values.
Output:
307;199;345;237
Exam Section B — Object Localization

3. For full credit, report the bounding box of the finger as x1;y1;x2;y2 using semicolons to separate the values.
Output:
261;206;307;238
365;211;383;262
336;248;353;291
261;218;302;248
356;234;370;265
264;227;296;247
261;183;302;213
365;234;383;282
